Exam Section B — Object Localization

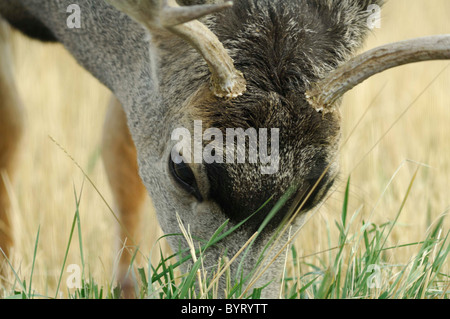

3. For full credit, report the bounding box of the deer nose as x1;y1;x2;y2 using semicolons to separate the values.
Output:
290;172;335;214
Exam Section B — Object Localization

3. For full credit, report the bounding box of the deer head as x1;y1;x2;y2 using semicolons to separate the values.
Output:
104;0;449;297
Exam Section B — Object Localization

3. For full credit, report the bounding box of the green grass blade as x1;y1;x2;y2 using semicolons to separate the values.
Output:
0;248;28;298
54;191;82;298
28;225;40;298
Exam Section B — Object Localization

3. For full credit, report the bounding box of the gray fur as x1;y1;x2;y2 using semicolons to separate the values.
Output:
0;0;382;298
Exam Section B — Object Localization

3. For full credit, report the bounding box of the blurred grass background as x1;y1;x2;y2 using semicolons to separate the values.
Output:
1;0;449;297
295;0;449;290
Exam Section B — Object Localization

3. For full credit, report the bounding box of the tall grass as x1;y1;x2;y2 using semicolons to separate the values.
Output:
283;177;449;299
1;169;448;299
0;0;449;299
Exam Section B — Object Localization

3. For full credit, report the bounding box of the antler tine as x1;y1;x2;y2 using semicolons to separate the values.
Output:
105;0;246;99
306;35;450;113
162;1;234;27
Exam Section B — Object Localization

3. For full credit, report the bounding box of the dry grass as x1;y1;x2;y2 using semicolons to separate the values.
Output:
1;0;449;297
3;27;162;296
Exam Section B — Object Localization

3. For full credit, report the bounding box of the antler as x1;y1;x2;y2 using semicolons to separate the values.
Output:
306;35;450;113
105;0;246;98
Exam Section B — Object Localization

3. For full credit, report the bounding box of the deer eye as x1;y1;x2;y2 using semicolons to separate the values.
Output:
169;154;203;202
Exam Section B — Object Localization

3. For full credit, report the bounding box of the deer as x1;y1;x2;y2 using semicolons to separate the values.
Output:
0;0;449;298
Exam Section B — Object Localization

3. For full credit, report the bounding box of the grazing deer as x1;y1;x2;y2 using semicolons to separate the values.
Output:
0;0;448;298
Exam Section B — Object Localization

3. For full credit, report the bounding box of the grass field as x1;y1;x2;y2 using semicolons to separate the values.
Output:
0;0;449;299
